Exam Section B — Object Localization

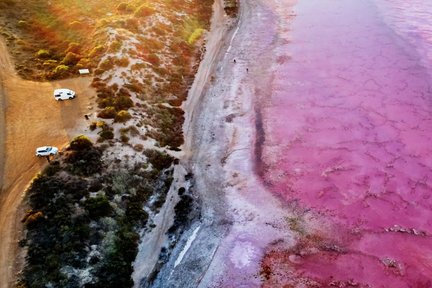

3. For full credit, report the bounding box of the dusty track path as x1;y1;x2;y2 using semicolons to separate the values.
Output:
0;38;95;288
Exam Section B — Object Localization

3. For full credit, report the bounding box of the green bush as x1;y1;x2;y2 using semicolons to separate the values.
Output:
89;45;105;57
98;129;114;141
66;147;102;176
69;135;93;151
52;64;69;75
84;195;112;219
98;107;117;119
188;28;205;45
115;110;132;123
36;49;50;59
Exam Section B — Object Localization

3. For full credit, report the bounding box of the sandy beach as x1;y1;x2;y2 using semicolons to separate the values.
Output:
0;37;95;288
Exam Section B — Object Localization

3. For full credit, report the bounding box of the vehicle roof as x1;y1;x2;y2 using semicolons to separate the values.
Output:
36;146;52;151
54;88;73;94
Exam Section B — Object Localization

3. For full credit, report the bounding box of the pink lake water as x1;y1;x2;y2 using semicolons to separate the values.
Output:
260;0;432;286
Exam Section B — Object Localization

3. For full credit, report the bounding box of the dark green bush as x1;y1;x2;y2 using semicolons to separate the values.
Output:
143;149;174;171
66;147;102;176
98;128;114;141
84;195;112;219
69;135;93;151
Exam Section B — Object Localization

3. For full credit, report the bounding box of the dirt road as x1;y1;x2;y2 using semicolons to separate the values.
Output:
0;38;95;288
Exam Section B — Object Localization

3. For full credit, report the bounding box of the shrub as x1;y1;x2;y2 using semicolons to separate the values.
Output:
117;2;134;13
143;149;174;171
69;135;93;151
52;64;69;76
36;49;50;59
120;134;129;143
98;129;114;141
134;4;155;17
124;18;140;32
42;59;58;67
109;40;122;53
89;122;97;131
84;195;112;219
114;57;129;67
98;107;116;119
99;58;114;70
66;146;102;176
76;57;91;68
147;54;160;66
188;28;205;45
66;42;81;54
97;98;115;109
89;45;105;57
128;126;140;137
114;96;133;111
133;144;144;152
61;52;81;65
115;110;132;123
43;161;61;176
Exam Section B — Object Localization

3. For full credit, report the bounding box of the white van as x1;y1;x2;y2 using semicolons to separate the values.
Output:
54;88;76;101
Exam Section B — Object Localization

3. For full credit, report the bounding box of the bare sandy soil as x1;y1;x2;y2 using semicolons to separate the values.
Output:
0;38;95;288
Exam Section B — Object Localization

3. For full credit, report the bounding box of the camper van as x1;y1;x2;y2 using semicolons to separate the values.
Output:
54;88;76;101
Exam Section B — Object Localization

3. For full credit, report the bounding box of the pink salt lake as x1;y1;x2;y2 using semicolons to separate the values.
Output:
260;0;432;286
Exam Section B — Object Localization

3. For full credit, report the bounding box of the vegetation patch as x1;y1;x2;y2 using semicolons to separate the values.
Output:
7;0;216;286
19;137;175;287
